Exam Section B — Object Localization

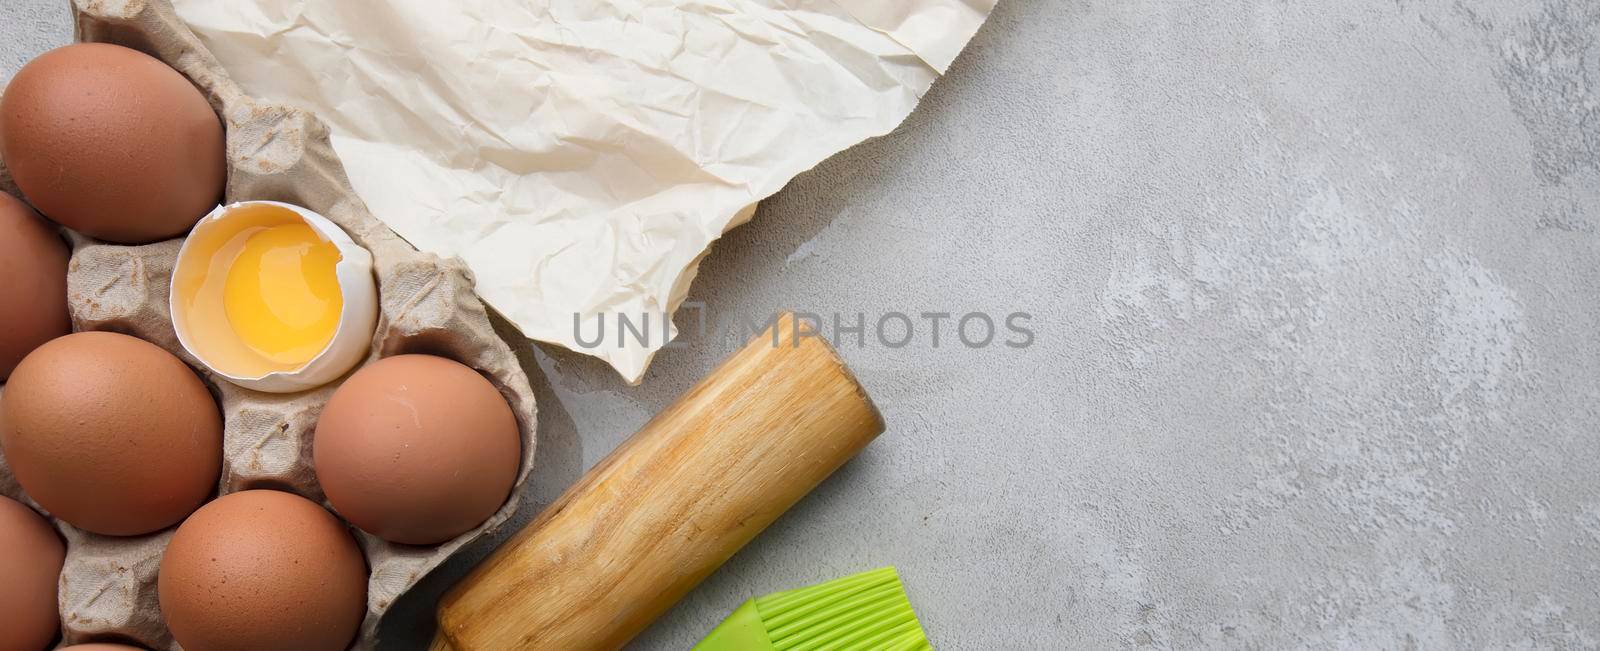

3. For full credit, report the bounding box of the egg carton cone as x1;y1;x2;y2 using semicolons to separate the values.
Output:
0;0;540;648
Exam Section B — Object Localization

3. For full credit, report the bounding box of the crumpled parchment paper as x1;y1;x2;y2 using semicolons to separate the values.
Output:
171;0;994;382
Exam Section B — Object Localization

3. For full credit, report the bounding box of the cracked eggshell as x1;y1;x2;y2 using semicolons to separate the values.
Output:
170;200;377;393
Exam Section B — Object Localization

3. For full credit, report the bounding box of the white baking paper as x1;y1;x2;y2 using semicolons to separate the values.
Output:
171;0;994;382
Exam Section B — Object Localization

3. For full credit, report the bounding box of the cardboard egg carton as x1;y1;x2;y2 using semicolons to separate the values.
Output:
0;0;539;648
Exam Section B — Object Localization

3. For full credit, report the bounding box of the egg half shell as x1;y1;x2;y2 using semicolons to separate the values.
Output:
170;201;377;393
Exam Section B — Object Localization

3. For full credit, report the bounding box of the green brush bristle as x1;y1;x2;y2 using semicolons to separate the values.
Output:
752;567;931;651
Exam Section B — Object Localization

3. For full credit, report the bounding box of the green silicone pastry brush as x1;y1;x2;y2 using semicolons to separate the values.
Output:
694;567;932;651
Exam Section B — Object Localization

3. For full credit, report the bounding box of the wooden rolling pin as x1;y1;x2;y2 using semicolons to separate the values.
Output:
432;313;886;650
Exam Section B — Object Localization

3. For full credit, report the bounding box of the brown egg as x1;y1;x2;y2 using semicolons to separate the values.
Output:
159;490;366;651
0;193;69;380
0;496;65;651
0;43;224;244
0;332;221;536
58;645;145;650
314;354;520;545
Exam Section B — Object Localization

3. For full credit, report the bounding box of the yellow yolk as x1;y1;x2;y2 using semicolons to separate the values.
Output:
222;223;343;365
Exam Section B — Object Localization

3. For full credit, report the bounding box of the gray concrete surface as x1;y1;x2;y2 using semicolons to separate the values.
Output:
6;0;1600;648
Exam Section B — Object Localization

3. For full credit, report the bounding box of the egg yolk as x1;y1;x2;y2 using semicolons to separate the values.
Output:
222;223;343;365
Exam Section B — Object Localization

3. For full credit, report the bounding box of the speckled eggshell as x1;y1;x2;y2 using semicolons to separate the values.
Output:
159;490;366;651
0;43;224;244
314;354;520;545
0;193;69;380
0;332;221;536
0;496;65;651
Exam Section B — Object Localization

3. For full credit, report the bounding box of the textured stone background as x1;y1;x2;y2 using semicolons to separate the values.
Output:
5;0;1599;648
